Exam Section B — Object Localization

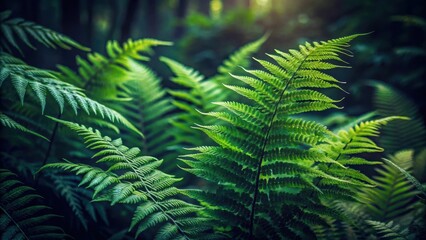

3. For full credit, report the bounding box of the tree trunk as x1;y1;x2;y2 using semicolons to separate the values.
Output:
120;0;140;42
174;0;188;38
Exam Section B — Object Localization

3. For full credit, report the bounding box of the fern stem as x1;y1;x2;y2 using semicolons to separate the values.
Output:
0;205;30;240
35;112;62;186
136;98;148;153
249;56;308;238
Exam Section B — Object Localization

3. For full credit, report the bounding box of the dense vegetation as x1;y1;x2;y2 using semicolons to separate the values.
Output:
1;1;425;239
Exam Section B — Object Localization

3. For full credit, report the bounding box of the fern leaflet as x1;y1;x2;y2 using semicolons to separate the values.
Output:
0;52;142;136
359;150;419;221
0;10;89;53
0;111;48;141
366;220;409;240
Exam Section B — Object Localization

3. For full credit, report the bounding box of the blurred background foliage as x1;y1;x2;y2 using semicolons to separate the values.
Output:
1;0;425;119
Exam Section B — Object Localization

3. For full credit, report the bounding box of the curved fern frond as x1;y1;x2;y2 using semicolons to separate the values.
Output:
40;118;219;239
182;34;368;238
0;111;48;141
372;82;426;153
59;38;171;100
366;220;409;240
0;10;89;53
0;168;68;239
359;150;419;221
0;53;142;136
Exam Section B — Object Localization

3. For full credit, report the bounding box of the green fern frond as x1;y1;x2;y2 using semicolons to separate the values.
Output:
0;52;142;136
372;82;426;153
160;57;213;149
181;34;369;238
59;38;171;100
359;150;419;221
44;172;109;231
212;34;268;84
316;116;407;160
114;63;176;163
366;220;409;240
40;118;219;239
0;168;68;239
382;158;426;199
161;36;266;150
0;111;48;140
0;10;89;53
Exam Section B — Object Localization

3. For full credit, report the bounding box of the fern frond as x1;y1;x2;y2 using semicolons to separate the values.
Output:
182;34;369;238
212;35;267;84
114;63;177;163
0;10;89;53
44;171;109;231
40;118;219;239
0;111;48;141
382;158;426;199
59;38;171;100
0;53;142;136
160;56;212;149
359;150;419;221
372;82;426;153
366;220;409;240
161;36;266;151
0;168;68;239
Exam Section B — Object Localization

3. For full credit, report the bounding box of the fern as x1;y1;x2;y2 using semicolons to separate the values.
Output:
366;220;409;240
314;116;407;189
0;111;48;141
372;82;426;153
160;36;266;150
44;171;109;231
160;57;211;149
113;63;177;163
0;52;142;136
40;118;220;239
0;169;68;239
359;150;419;221
58;38;171;100
181;34;374;238
0;10;89;53
382;158;426;199
211;34;268;84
